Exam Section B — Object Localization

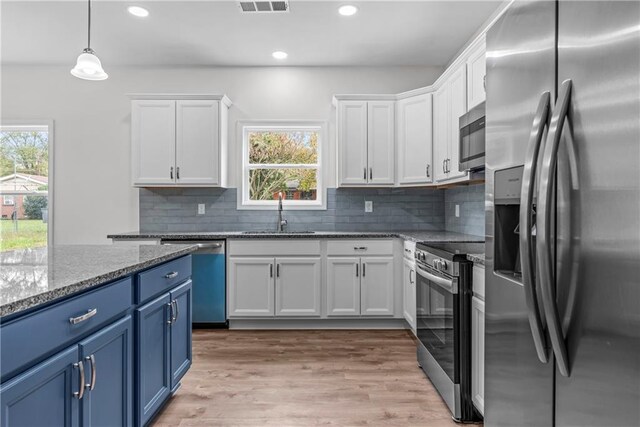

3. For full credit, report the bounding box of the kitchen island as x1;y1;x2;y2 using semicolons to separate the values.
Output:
0;243;197;426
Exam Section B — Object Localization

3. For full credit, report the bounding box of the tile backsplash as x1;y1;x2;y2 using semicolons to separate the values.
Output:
443;184;485;237
139;187;445;233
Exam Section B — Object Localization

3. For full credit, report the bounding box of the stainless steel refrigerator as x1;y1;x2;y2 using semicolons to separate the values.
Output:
484;1;640;426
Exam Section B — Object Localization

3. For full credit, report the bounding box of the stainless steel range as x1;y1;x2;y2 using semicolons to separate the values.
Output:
415;241;484;423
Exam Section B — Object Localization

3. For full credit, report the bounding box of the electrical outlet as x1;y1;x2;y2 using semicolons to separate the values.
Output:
197;204;206;215
365;201;373;213
455;204;460;218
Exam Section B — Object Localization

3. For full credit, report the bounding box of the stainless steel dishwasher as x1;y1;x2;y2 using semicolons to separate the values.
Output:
161;240;226;327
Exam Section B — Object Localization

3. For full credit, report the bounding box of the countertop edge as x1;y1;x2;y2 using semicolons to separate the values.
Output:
0;245;198;319
107;231;484;244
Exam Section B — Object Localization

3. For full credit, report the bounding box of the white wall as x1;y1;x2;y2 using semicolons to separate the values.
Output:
1;65;442;244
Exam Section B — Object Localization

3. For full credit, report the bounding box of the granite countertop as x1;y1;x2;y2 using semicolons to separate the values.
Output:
107;230;484;244
0;244;197;318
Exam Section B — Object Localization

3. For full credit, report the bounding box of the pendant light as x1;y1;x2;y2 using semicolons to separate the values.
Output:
71;0;108;80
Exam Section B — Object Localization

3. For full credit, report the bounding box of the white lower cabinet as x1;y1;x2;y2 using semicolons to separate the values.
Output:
326;256;394;317
275;257;321;316
471;295;485;415
402;258;416;332
228;257;275;317
361;257;394;316
326;257;361;316
229;256;321;318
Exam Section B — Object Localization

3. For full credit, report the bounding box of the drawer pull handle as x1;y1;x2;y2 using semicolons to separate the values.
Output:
69;308;97;325
353;246;367;250
85;355;96;391
164;271;179;279
73;361;85;399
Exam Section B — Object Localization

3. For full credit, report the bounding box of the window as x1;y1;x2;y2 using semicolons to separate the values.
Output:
240;122;325;209
0;123;53;251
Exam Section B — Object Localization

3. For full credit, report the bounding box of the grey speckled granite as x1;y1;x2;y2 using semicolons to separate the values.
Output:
467;253;485;266
0;244;197;318
108;230;484;244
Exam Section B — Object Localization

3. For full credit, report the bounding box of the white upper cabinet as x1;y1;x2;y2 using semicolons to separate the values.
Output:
336;98;395;186
131;100;176;186
338;101;368;185
367;101;395;185
433;85;450;182
175;100;220;185
433;65;468;182
466;35;487;110
131;95;231;187
396;94;433;185
448;65;468;180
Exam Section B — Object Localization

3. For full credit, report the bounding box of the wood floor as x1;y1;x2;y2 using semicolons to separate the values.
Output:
152;329;462;427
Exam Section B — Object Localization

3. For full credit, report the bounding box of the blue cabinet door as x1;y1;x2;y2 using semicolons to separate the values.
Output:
79;315;133;427
0;346;80;427
170;280;193;390
136;293;171;426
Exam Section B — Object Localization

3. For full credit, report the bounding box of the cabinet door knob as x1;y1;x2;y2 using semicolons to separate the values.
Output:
363;168;367;180
426;164;430;178
369;168;373;180
170;166;174;180
176;166;180;180
164;271;178;279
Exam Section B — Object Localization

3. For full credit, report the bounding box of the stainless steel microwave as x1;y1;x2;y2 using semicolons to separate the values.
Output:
458;101;485;171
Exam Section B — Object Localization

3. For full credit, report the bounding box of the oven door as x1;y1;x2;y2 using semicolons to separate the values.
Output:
416;263;459;382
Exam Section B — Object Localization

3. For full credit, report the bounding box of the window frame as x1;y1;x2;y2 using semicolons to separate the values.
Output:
238;120;327;210
3;195;15;206
0;121;54;246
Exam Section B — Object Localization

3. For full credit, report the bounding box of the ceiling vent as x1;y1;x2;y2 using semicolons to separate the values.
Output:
239;1;289;13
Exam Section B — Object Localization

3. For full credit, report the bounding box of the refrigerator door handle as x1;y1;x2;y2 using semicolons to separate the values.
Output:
520;91;551;364
537;79;573;377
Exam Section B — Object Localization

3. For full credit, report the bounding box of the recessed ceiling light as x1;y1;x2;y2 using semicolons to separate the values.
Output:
338;5;358;16
272;51;288;60
127;6;149;17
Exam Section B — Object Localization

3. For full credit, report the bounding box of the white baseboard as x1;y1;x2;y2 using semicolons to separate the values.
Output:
229;318;408;330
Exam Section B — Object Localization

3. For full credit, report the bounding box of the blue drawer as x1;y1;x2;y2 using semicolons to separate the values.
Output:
136;256;191;304
0;277;132;382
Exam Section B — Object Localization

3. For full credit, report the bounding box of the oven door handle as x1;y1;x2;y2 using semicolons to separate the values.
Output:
416;265;458;294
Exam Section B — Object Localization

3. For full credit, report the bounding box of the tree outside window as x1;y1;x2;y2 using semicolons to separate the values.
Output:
242;124;324;209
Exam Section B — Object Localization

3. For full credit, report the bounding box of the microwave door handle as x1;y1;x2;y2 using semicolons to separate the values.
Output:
538;79;573;377
415;265;457;294
520;91;551;364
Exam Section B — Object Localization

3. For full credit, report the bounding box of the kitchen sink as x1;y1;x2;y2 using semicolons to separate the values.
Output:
241;231;316;234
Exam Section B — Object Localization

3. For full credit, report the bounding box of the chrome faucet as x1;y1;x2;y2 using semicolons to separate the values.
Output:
277;192;288;232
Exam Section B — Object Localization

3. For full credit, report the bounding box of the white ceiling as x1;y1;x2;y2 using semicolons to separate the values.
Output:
1;1;501;67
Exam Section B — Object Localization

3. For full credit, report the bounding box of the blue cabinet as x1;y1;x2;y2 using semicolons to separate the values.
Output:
136;293;171;426
0;346;80;427
170;281;193;390
136;280;193;425
79;315;133;427
0;256;193;427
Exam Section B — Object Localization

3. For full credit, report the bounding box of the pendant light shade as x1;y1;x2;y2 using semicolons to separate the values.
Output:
71;48;108;80
71;0;108;81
